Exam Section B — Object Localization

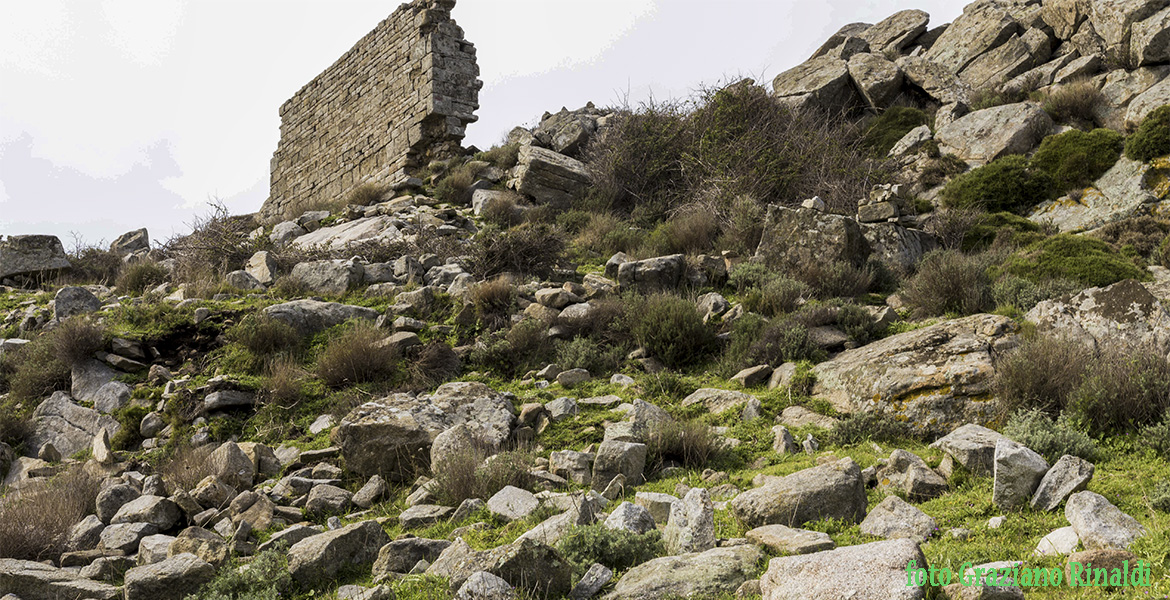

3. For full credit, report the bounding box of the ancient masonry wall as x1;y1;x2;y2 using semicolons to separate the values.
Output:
261;0;480;224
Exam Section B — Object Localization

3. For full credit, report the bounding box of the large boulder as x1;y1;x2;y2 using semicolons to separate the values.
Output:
935;103;1052;165
111;495;182;530
812;314;1018;436
1131;5;1170;66
1089;0;1170;67
663;488;715;555
760;538;928;600
861;222;937;275
0;235;71;280
263;299;379;336
289;259;365;296
860;9;930;54
0;558;119;600
427;537;574;597
680;388;756;415
208;442;256;491
875;449;948;500
333;382;516;481
992;439;1050;510
847;53;903;109
930;423;1010;475
729;458;866;529
958;28;1052;90
1029;157;1163;233
771;57;864;114
508;145;591;208
71;359;120;404
896;56;970;104
54;286;102;320
372;538;452;578
859;495;937;542
1032;455;1095;512
604;545;762;600
110;228;150;256
1065;491;1146;550
123;553;216;600
1026;279;1170;351
616;254;686;293
288;520;390;586
27;392;121;458
923;2;1020;74
591;440;648;490
291;216;401;251
746;524;835;555
754;205;870;271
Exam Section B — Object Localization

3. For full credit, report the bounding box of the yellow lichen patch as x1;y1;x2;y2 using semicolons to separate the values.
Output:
1144;163;1170;200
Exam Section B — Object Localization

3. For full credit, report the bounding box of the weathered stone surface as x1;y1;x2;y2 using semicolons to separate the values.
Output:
860;9;930;54
208;442;256;491
897;56;970;104
71;359;119;404
746;524;835;554
936;103;1052;165
780;406;839;429
681;388;755;414
289;259;365;296
428;537;573;597
100;522;158;554
876;449;948;500
224;269;265;291
591;440;647;490
123;553;216;600
811;23;872;60
400;504;456;528
859;495;937;541
549;450;594;486
245;250;277;285
754;205;870;271
66;514;105;552
0;235;71;279
993;440;1050;510
28;392;121;459
889;125;933;157
771;57;864;113
931;423;1010;475
167;527;229;567
353;474;388;509
508;145;591;207
1042;0;1087;39
258;524;321;554
813;315;1017;435
111;495;182;530
1031;455;1094;511
292;216;402;251
96;483;141;524
334;381;516;480
288;520;391;585
604;545;762;600
1028;157;1158;233
604;501;656;534
771;425;798;454
1090;0;1170;66
305;483;353;517
663;488;715;555
570;562;614;600
924;2;1020;74
729;458;866;528
456;571;516;600
54;286;102;319
959;28;1052;90
848;53;903;109
760;538;927;599
488;485;540;522
0;558;120;600
616;254;686;293
111;228;150;256
1035;525;1081;556
263;299;379;336
1127;72;1170;129
372;537;451;578
634;492;679;527
1028;279;1170;351
1065;491;1146;550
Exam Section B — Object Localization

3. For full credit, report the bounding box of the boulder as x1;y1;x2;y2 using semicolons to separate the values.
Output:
203;390;256;412
1031;455;1094;511
745;524;835;554
1089;0;1170;66
779;406;838;429
993;440;1050;510
936;103;1052;165
353;475;388;509
66;514;105;552
729;458;866;528
263;299;379;336
1131;6;1170;66
111;495;182;530
958;28;1052;90
1026;279;1170;350
616;254;686;293
92;382;132;415
487;486;540;522
110;228;150;256
54;286;102;319
399;504;455;528
812;314;1017;436
123;553;216;600
288;520;390;585
931;423;1010;475
604;545;762;600
591;440;647;490
0;558;120;600
876;449;948;500
754;205;870;271
508;145;591;207
305;484;353;517
0;235;71;279
27;392;121;459
889;125;933;157
427;537;573;597
923;2;1020;73
1028;157;1162;233
245;250;277;285
771;57;864;114
549;450;594;486
96;483;141;524
1064;548;1143;586
456;571;516;600
71;358;120;404
99;522;158;553
290;215;401;251
257;524;321;554
604;502;656;534
897;56;969;104
663;488;715;555
771;425;798;454
634;492;679;526
861;223;937;275
1065;491;1146;550
760;538;927;599
167;527;229;567
811;23;872;60
570;563;614;600
681;388;755;414
848;53;903;108
372;537;452;578
333;381;516;481
859;496;937;541
1035;525;1081;556
289;259;364;296
208;442;256;491
224;269;264;291
860;9;930;54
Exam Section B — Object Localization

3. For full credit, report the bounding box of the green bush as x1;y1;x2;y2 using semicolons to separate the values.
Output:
942;155;1055;213
1125;104;1170;162
469;319;554;379
1092;215;1170;259
346;183;388;206
991;274;1081;312
629;294;717;368
794;260;874;299
727;261;776;292
186;549;293;600
228;314;301;358
862;106;930;156
642;211;720;256
993;333;1092;418
836;303;883;346
748;317;824;366
899;250;993;318
827;412;916;446
116;261;169;295
1067;344;1170;434
961;211;1042;252
1141;410;1170;460
1030;128;1123;193
556;524;664;578
51;317;107;367
555;337;626;375
1000;234;1149;287
741;276;809;317
1002;408;1098;463
475;143;521;170
468;277;516;331
5;331;72;407
1151;479;1170;513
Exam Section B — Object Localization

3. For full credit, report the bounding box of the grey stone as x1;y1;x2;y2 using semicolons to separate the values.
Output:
603;502;655;534
224;270;265;291
848;53;903;108
754;205;870;272
682;388;755;414
931;423;1011;476
28;391;121;459
760;538;927;599
373;537;452;578
771;57;863;114
289;259;364;296
1065;491;1146;550
123;553;216;600
263;298;379;336
508;145;591;207
400;504;456;529
111;228;150;256
745;524;835;554
1035;526;1080;556
138;534;176;565
257;524;321;554
487;485;540;522
876;449;948;500
729;458;866;528
245;250;277;285
100;522;159;554
663;487;715;554
53;286;102;319
203;390;256;412
616;254;687;293
0;558;119;600
0;235;71;279
570;563;613;600
67;514;106;552
556;368;591;387
353;475;388;509
305;484;353;517
111;495;182;530
456;571;516;600
605;545;761;600
167;527;229;567
861;9;929;54
771;425;798;454
208;442;256;491
288;520;390;585
546;397;578;421
1031;455;1094;512
936;103;1052;165
96;483;141;524
859;495;937;541
591;440;647;490
992;440;1050;510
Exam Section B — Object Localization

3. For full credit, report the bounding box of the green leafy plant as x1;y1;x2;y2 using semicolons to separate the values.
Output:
942;155;1055;213
1125;104;1170;162
999;234;1149;288
630;293;717;368
862;106;930;156
556;524;664;578
1002;408;1098;463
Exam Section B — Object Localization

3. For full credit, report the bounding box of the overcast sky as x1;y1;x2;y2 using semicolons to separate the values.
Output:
0;0;965;246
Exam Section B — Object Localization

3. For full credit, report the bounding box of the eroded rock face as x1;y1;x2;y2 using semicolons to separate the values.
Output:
1028;157;1163;232
291;217;402;251
860;9;930;54
923;1;1020;74
754;205;870;271
812;314;1018;435
760;538;927;600
0;558;120;600
508;145;591;208
123;553;216;600
333;381;516;480
28;392;122;458
771;57;864;113
0;235;71;280
729;458;866;529
427;537;573;597
1026;278;1170;351
935;102;1052;165
605;545;762;600
288;520;391;586
263;299;379;336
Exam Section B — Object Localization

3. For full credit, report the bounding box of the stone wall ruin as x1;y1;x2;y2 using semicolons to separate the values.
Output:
260;0;480;224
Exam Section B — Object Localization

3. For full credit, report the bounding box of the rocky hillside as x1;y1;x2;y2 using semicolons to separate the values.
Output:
4;1;1170;599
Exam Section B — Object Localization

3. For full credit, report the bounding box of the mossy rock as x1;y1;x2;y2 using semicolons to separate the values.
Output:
1031;128;1123;193
1126;104;1170;163
863;107;930;157
999;234;1150;288
942;155;1055;214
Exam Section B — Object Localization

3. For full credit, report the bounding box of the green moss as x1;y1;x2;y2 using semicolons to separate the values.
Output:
1000;234;1150;287
942;155;1055;213
1031;128;1123;193
862;106;930;157
1126;104;1170;162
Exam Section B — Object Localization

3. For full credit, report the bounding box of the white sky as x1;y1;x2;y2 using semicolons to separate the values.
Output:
0;0;965;245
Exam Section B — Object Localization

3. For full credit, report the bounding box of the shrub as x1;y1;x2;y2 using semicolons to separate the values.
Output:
717;195;767;256
644;418;722;473
228;314;301;357
741;276;809;317
727;261;776;293
1003;408;1098;463
629;294;717;368
314;322;399;388
555;337;625;376
1141;410;1170;460
827;412;916;446
942;155;1055;213
157;444;217;493
186;549;293;600
1092;215;1170;258
991;274;1081;312
748;317;824;365
1000;234;1149;287
115;260;169;295
433;161;478;205
556;209;593;234
1126;104;1170;162
1066;344;1170;434
642;210;720;256
1152;479;1170;513
836;303;882;346
1030;128;1123;193
261;357;308;408
162;201;262;284
469;319;554;378
557;524;664;578
899;250;993;318
470;223;564;278
5;331;71;405
993;333;1091;417
468;276;516;331
0;468;100;561
924;208;986;251
347;183;388;206
793;260;874;299
481;192;525;228
573;212;645;256
66;247;123;285
51;317;107;366
476;143;521;170
430;445;534;507
919;154;969;189
961;211;1041;252
862;106;930;156
1043;79;1106;125
408;341;461;390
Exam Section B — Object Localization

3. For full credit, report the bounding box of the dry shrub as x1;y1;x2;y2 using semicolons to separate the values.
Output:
6;330;71;405
0;467;100;561
923;208;986;250
793;260;874;299
642;209;720;256
408;341;462;389
116;261;169;295
482;192;526;228
262;356;308;408
51;317;107;367
574;212;645;256
748;317;824;365
1043;79;1105;125
268;275;309;300
1092;215;1170;258
994;333;1093;418
469;276;516;330
228;314;302;357
470;223;565;278
64;246;123;286
899;250;993;318
314;323;399;387
645;419;721;473
430;444;534;507
434;162;478;205
347;183;389;206
162;201;264;284
742;276;809;317
157;444;216;493
1068;342;1170;434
